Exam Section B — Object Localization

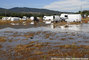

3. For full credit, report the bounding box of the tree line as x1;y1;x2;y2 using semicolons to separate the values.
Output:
0;12;53;19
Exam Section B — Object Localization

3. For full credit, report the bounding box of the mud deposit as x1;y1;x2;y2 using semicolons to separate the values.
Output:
0;24;89;60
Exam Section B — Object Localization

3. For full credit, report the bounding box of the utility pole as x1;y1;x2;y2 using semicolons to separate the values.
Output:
80;0;82;15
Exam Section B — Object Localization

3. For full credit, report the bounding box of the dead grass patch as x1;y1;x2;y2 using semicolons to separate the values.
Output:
24;33;35;38
0;37;6;42
33;51;44;55
49;38;54;40
0;44;2;48
4;31;13;33
45;33;51;39
68;37;74;40
61;38;66;40
55;45;81;49
8;40;13;42
69;22;81;25
34;43;47;48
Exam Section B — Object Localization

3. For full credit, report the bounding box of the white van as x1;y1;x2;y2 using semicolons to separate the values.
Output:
60;14;81;22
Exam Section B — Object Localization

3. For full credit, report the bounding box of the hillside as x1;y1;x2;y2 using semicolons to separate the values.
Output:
0;7;60;14
0;8;12;13
0;7;75;18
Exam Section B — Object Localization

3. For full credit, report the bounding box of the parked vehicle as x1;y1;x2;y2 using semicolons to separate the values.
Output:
43;15;61;22
22;16;28;20
30;16;34;21
60;14;81;22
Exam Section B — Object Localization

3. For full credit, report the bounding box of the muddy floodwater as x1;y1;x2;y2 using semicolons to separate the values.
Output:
0;24;89;60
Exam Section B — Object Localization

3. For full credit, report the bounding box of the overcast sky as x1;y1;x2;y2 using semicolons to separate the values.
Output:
0;0;89;12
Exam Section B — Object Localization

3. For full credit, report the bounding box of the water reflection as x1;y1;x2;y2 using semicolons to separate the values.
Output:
50;23;89;32
1;23;89;32
50;23;55;29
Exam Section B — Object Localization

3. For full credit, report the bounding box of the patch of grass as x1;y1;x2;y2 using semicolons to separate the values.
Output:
8;40;13;42
33;51;44;55
45;34;50;39
49;38;54;40
0;19;33;25
55;44;81;49
24;33;34;38
69;22;81;25
0;37;6;42
61;38;66;40
4;31;13;33
68;37;74;40
0;44;2;48
29;41;36;44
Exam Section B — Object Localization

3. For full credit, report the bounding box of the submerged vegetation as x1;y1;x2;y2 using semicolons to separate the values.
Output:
0;37;6;42
0;30;89;60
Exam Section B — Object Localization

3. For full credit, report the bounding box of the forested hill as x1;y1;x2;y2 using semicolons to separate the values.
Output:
0;7;75;18
0;7;60;14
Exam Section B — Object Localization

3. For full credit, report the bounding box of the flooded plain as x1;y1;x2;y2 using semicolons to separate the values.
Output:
0;23;89;60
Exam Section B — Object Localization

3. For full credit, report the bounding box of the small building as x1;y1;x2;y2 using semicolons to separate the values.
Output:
2;17;13;21
2;17;9;20
30;16;39;22
87;15;89;17
43;15;60;21
22;16;28;20
30;16;34;21
43;15;61;24
10;17;21;21
60;14;81;22
43;16;53;21
2;17;21;21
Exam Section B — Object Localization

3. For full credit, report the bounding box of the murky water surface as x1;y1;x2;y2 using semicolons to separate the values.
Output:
0;24;89;59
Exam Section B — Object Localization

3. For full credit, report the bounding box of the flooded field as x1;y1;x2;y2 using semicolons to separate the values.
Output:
0;24;89;60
